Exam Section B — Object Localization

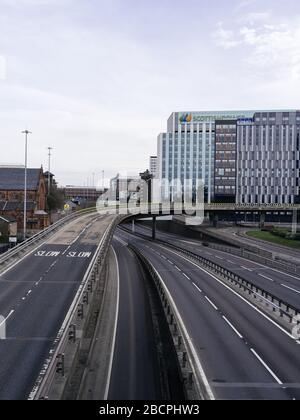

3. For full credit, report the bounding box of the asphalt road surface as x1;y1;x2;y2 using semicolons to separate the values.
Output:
107;237;162;400
126;223;300;310
117;227;300;400
0;214;111;400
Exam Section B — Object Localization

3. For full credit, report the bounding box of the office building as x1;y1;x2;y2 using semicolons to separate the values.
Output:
157;110;300;204
149;156;158;178
237;111;300;205
157;111;255;203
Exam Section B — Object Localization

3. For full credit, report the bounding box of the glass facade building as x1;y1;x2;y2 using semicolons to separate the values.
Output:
157;111;255;203
157;110;300;204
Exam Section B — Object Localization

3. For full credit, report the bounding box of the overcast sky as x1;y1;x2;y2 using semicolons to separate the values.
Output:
0;0;299;186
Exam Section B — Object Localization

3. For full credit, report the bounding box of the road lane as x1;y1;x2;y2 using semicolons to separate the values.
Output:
124;224;300;309
119;229;300;400
107;237;163;400
0;214;110;400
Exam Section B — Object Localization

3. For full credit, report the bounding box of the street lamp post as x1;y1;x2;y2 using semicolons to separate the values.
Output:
47;147;53;195
22;130;32;241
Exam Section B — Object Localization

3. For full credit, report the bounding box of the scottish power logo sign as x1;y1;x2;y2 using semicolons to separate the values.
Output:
179;113;193;124
179;112;255;124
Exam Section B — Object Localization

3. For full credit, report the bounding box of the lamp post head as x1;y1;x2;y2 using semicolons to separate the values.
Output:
22;130;32;135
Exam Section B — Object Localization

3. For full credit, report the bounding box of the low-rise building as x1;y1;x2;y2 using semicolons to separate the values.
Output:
0;166;49;232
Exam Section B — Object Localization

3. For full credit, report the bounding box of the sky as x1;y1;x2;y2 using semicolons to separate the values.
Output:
0;0;300;186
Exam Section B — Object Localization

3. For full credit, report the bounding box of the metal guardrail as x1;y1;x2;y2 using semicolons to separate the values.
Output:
30;215;126;400
0;207;97;272
119;226;300;325
156;241;300;324
207;243;300;276
128;243;214;401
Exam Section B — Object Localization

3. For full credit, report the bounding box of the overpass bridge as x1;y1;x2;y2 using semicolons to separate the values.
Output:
100;202;299;239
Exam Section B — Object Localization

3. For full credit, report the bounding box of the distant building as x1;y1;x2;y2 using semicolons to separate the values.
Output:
63;186;105;203
0;166;49;232
157;110;300;205
236;111;300;205
109;174;147;204
0;215;17;238
214;120;238;203
149;156;158;178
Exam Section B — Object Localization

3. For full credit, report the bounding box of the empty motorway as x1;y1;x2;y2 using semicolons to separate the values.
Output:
116;226;300;400
126;223;300;309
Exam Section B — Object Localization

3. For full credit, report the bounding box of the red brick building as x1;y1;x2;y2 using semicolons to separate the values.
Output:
0;166;49;233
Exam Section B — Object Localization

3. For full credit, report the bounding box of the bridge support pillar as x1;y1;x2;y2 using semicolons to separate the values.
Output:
259;213;265;229
292;209;298;236
213;215;218;228
152;216;157;240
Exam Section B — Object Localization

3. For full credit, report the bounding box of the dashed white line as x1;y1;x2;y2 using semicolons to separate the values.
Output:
259;273;275;282
161;246;297;341
193;283;202;293
250;349;283;385
175;266;182;272
241;266;253;272
223;316;243;339
281;284;300;295
183;273;191;280
205;296;218;311
215;256;224;260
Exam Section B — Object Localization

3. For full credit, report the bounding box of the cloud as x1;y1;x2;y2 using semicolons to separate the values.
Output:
213;14;300;80
0;55;6;79
213;22;242;50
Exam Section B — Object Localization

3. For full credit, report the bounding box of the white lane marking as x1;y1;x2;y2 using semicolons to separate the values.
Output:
241;266;253;272
168;260;174;265
183;273;191;280
27;290;32;295
205;246;300;282
281;284;300;295
0;310;15;327
161;246;297;342
162;255;167;260
215;256;224;260
193;283;202;293
114;236;128;246
181;240;200;246
150;263;215;400
223;316;243;339
259;274;275;282
205;296;218;311
250;349;283;385
227;260;235;264
175;266;182;272
104;247;120;400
